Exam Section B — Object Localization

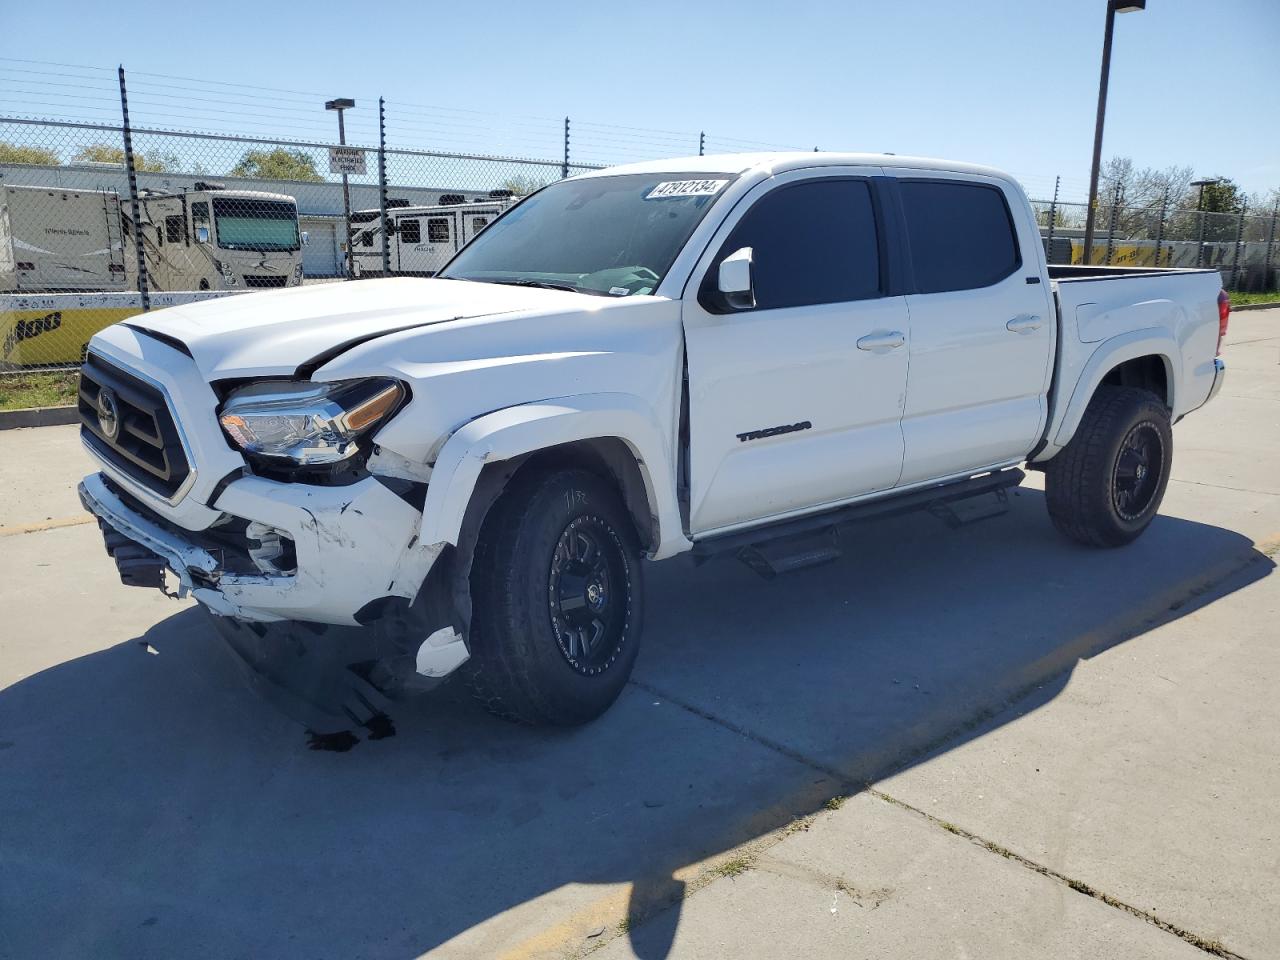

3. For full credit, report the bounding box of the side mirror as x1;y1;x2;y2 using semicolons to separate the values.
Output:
717;246;755;310
195;226;210;244
300;231;309;247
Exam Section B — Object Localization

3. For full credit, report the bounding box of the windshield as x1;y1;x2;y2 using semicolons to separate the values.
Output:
439;173;735;296
212;197;300;252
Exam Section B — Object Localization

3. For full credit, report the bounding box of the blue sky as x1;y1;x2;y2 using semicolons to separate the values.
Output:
3;0;1278;201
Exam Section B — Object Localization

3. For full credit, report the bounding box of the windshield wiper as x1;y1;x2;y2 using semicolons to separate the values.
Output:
478;277;611;296
506;279;583;293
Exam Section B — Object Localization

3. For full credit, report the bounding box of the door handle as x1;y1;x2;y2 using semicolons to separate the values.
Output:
1006;315;1044;334
856;330;906;352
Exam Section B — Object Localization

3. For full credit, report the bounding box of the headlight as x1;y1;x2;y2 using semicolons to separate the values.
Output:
218;378;405;467
214;259;238;286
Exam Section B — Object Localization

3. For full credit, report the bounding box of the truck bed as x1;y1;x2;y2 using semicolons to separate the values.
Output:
1039;264;1224;463
1047;264;1222;282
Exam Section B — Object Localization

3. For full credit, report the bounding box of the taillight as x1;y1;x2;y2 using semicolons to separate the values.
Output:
1216;289;1230;356
16;261;34;271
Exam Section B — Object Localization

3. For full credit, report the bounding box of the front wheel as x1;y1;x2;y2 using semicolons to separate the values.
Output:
1044;386;1173;547
465;468;644;725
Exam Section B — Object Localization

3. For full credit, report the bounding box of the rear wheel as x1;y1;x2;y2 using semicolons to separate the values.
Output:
1045;386;1172;547
465;468;644;725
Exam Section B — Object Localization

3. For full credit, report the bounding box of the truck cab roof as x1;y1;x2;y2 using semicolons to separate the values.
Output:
578;151;1015;185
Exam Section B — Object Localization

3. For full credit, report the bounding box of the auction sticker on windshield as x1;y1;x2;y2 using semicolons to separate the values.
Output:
645;179;729;199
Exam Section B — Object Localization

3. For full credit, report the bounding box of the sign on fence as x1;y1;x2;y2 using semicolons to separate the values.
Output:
328;147;367;175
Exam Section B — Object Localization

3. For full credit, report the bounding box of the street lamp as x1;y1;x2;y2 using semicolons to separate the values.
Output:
1191;177;1222;212
1191;177;1222;267
326;98;356;280
1081;0;1147;266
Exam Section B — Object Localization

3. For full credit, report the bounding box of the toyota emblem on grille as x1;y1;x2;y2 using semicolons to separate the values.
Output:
96;387;121;441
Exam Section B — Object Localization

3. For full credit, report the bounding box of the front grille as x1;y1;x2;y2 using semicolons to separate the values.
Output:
243;274;288;288
79;353;191;499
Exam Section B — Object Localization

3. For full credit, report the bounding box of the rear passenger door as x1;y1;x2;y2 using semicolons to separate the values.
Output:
892;174;1054;485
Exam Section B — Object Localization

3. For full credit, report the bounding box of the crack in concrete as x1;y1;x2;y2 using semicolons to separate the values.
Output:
635;672;1250;958
869;790;1246;959
628;543;1275;959
1170;477;1280;498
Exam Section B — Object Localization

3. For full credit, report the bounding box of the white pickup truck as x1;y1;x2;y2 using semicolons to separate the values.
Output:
77;152;1229;732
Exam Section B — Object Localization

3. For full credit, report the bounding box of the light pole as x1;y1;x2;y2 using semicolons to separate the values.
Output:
1191;177;1222;268
326;97;356;280
1192;177;1221;212
1081;0;1147;266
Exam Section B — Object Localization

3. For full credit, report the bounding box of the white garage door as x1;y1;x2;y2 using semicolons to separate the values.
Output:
301;219;339;278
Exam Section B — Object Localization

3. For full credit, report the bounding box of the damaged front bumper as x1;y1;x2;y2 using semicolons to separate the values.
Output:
78;469;445;626
80;470;472;733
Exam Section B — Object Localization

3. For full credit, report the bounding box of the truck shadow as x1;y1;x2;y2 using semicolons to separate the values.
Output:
0;488;1272;960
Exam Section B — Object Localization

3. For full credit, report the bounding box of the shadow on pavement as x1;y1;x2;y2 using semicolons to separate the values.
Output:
1;488;1273;959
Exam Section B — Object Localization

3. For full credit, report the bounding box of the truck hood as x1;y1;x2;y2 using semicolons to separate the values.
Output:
123;277;589;379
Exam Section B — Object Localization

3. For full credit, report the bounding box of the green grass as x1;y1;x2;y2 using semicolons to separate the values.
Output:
1228;290;1280;306
0;371;80;411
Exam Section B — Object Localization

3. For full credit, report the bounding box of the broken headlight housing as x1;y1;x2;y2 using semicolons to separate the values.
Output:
218;378;405;480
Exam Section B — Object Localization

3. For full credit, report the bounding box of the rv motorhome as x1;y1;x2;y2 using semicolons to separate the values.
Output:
0;183;304;293
349;193;517;278
136;184;304;290
0;185;130;292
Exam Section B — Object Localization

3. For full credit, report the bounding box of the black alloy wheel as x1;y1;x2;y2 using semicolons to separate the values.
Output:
1112;421;1165;521
548;515;632;677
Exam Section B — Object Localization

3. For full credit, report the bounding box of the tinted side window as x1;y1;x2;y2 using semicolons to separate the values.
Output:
399;219;421;244
719;179;879;310
165;216;184;243
899;180;1020;293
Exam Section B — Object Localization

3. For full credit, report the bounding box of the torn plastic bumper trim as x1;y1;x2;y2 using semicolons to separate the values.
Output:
79;472;220;596
81;468;449;627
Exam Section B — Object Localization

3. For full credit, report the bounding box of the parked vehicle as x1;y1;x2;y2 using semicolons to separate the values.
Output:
0;182;303;293
349;194;515;278
0;185;130;292
76;153;1229;732
135;184;304;290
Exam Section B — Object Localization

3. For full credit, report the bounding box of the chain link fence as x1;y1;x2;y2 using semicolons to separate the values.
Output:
1033;189;1278;288
2;63;1277;376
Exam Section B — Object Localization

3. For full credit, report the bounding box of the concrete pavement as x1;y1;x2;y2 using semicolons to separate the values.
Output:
0;310;1276;960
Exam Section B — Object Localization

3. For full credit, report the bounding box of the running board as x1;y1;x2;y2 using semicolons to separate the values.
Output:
693;468;1024;577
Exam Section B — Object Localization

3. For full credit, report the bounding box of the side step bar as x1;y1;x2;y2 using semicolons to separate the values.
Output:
693;468;1024;578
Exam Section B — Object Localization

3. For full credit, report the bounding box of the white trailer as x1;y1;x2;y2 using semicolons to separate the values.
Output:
349;195;516;278
0;185;130;292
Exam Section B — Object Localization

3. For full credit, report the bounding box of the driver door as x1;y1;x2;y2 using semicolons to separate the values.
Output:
682;169;911;535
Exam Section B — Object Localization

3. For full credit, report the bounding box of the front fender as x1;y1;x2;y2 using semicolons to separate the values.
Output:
1040;328;1179;458
419;393;692;561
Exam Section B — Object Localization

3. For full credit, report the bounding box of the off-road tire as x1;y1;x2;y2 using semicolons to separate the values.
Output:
1045;386;1173;547
465;468;644;725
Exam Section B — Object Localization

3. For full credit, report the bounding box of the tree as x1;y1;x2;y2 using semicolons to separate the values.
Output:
1097;156;1195;237
0;142;59;165
71;143;174;173
499;174;551;196
1196;177;1246;215
1190;177;1248;243
229;148;323;182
